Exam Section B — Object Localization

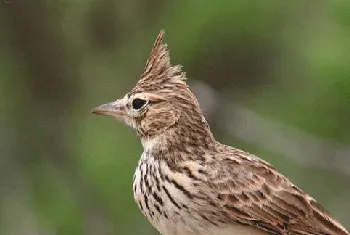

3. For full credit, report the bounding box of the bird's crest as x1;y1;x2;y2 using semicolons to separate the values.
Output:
134;30;186;92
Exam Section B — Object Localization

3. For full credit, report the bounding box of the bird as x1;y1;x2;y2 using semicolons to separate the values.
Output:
92;30;349;235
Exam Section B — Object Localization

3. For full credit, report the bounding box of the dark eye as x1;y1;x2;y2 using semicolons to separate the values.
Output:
132;98;147;110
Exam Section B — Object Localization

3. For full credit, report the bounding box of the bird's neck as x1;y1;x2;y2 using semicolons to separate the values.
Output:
141;121;216;161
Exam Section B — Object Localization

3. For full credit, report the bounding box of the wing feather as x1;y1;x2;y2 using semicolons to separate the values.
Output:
205;147;349;235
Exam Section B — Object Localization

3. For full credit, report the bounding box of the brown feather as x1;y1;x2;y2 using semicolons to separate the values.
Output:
206;145;349;235
93;30;349;235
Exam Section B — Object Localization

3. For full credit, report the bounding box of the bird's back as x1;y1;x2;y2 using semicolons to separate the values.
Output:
203;143;349;235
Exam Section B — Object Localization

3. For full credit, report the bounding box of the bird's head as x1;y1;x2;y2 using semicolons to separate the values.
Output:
92;30;214;150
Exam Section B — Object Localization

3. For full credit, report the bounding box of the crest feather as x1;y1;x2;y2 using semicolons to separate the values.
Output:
136;30;186;90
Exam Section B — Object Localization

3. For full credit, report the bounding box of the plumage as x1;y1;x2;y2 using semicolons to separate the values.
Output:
92;30;349;235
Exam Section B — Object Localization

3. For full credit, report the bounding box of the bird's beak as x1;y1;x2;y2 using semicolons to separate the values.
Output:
91;100;126;117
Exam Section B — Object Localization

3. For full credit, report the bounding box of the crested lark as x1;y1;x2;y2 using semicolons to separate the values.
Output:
92;31;349;235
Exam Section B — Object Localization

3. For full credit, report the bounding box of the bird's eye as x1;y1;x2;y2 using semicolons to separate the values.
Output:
132;98;147;110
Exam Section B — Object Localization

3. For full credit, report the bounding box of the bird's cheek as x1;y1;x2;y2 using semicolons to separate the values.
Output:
118;116;136;129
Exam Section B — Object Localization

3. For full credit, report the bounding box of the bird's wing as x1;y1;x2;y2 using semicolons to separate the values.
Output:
205;149;349;235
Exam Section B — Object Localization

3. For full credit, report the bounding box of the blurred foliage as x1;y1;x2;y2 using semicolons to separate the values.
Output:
0;0;349;234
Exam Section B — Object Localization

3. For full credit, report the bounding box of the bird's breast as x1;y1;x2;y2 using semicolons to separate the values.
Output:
133;153;192;219
132;153;269;235
132;153;210;234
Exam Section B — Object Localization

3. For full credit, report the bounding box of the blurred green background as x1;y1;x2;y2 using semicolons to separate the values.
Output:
0;1;349;234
